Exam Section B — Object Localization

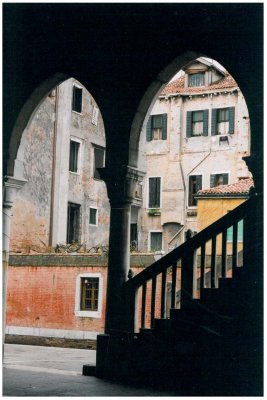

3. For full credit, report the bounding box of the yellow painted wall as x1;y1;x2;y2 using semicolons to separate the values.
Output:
197;197;246;256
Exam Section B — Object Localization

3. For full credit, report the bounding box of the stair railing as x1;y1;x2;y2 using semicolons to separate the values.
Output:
123;195;257;332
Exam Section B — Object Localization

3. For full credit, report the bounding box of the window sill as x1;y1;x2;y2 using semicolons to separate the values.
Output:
69;171;81;176
75;310;101;318
72;110;83;116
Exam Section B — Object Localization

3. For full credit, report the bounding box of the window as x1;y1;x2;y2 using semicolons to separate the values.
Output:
67;202;80;244
89;207;98;226
210;173;228;188
227;220;244;242
211;107;235;135
186;110;209;137
92;106;99;125
72;85;83;113
188;72;205;87
188;175;202;207
148;177;161;208
69;139;80;173
75;273;103;318
94;147;105;179
150;232;163;252
146;114;167;141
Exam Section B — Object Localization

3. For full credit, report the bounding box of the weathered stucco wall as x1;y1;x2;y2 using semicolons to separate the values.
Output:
10;79;110;253
11;95;56;252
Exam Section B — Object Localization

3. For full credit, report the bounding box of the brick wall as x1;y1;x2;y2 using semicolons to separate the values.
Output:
6;254;159;337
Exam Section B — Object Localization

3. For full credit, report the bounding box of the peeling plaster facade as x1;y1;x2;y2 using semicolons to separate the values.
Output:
11;79;109;253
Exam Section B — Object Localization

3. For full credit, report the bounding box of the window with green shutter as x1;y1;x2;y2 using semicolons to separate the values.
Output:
211;107;235;135
188;175;202;206
146;114;167;141
148;177;161;208
187;110;209;137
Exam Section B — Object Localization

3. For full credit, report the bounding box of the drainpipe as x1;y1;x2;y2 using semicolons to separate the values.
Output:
49;87;59;246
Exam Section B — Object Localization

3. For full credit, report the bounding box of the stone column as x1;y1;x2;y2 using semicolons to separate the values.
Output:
3;176;27;340
99;166;145;334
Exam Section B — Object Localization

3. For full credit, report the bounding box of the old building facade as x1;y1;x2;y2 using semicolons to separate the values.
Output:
6;59;252;342
11;78;109;254
136;58;251;253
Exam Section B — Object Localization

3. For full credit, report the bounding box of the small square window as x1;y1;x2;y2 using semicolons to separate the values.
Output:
72;86;83;113
210;173;228;188
188;72;205;87
89;208;98;226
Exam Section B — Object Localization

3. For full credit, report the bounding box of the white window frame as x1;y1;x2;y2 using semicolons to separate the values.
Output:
149;230;163;252
89;207;98;226
75;273;103;318
72;84;83;115
69;136;83;175
147;176;162;209
210;171;230;186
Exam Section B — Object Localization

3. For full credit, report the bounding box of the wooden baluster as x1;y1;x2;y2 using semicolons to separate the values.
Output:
192;249;198;298
151;276;157;328
221;229;227;277
141;282;147;329
200;243;206;290
211;236;217;288
232;222;238;269
161;269;167;318
171;263;177;309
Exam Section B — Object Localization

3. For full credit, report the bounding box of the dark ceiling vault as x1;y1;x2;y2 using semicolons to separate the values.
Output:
3;3;263;177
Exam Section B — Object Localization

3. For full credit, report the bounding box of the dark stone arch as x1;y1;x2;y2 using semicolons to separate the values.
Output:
7;73;69;176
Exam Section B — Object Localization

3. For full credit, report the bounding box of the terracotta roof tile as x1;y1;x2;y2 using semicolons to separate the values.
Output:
161;74;238;96
197;178;254;196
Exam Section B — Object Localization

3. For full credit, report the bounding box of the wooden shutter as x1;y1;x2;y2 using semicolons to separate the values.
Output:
149;177;161;208
146;116;152;141
210;174;215;188
162;114;167;140
196;175;202;192
211;109;217;135
203;110;209;136
222;173;229;184
149;178;156;208
186;111;192;137
228;107;235;134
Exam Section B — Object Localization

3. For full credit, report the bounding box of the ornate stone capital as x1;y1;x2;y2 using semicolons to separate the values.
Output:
3;176;27;208
98;165;145;208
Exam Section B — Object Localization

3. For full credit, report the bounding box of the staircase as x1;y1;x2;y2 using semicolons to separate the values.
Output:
93;195;262;395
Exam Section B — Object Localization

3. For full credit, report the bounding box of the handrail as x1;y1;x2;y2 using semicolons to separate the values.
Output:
123;195;257;332
125;195;256;291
